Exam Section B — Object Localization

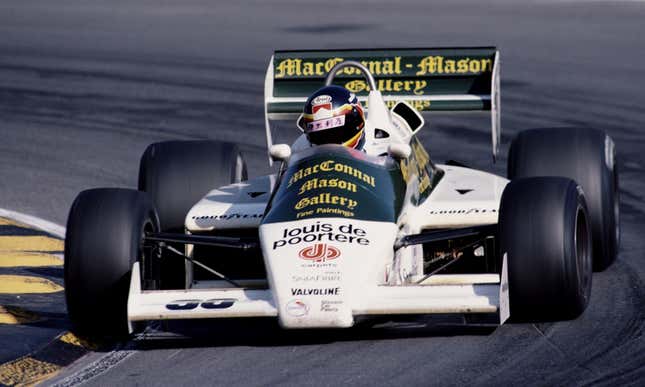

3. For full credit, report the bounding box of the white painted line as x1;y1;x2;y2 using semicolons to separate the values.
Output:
0;208;66;238
0;208;139;385
0;208;66;263
51;348;136;387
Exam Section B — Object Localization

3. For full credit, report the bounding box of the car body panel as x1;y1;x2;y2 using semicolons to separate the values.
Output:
186;175;275;231
127;52;511;331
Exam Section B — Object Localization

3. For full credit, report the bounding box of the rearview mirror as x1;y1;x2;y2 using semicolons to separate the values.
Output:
391;101;425;135
269;144;292;162
296;114;305;132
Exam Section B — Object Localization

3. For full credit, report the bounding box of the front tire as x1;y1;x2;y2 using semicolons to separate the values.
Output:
64;188;159;338
499;177;593;321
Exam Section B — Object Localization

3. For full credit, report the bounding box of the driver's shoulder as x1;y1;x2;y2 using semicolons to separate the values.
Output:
291;133;389;157
291;134;311;152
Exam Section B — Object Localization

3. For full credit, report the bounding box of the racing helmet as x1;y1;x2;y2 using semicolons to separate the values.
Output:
300;85;366;150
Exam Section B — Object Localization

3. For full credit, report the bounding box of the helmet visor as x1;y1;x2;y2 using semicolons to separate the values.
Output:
307;125;349;145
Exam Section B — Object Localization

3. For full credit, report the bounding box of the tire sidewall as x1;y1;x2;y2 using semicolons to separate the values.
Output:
500;177;592;321
508;127;618;271
64;189;158;337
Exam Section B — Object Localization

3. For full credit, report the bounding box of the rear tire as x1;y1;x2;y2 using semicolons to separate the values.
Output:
499;177;593;321
64;188;159;338
138;140;247;231
508;127;619;271
138;140;247;288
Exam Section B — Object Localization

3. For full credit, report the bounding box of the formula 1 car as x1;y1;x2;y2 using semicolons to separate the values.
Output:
63;48;619;337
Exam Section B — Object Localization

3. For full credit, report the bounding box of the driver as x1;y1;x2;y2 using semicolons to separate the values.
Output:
299;85;366;151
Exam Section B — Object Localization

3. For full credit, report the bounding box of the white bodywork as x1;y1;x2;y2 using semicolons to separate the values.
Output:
127;61;510;331
127;164;510;330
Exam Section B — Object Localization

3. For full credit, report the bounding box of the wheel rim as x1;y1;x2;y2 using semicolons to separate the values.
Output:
140;218;158;290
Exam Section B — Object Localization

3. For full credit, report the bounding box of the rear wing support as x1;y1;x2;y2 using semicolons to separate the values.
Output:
264;47;501;163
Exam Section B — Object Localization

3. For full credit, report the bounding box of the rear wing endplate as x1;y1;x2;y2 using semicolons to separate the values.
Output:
264;47;501;161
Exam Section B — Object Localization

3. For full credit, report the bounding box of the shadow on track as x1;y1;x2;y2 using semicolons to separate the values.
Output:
129;315;497;351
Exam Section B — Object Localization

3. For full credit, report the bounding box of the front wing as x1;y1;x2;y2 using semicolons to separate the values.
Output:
127;257;509;332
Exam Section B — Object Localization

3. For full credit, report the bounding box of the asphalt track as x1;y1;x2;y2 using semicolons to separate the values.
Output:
0;0;644;385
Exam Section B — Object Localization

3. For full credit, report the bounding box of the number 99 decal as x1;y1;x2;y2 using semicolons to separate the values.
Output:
165;299;236;310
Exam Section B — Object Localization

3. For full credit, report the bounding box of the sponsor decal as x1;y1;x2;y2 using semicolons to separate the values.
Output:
287;160;376;188
290;287;340;296
293;177;360;218
312;94;332;105
299;243;340;262
274;56;492;104
298;178;357;195
400;141;429;178
274;57;341;78
306;115;345;132
320;300;343;312
192;213;263;221
296;207;355;219
291;271;341;283
344;79;427;96
428;208;497;215
286;299;309;317
400;139;433;200
263;153;397;223
294;193;357;211
272;222;369;250
312;107;332;120
415;56;492;76
275;57;400;78
314;207;354;216
165;299;236;311
311;95;333;120
275;56;491;79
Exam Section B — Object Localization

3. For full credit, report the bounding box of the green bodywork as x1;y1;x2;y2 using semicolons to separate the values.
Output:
263;146;405;224
262;144;442;224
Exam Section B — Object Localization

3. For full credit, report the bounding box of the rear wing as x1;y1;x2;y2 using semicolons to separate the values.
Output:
264;47;501;161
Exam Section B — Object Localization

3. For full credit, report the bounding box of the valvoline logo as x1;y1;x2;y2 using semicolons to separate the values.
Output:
298;243;340;262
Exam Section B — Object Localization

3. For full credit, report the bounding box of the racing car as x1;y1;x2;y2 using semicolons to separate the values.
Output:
63;48;619;337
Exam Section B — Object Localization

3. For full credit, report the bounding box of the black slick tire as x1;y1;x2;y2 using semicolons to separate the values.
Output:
508;127;619;271
64;188;159;338
138;140;247;288
499;177;593;321
138;140;247;231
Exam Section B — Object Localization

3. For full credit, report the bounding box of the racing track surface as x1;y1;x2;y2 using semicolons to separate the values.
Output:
1;1;644;385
